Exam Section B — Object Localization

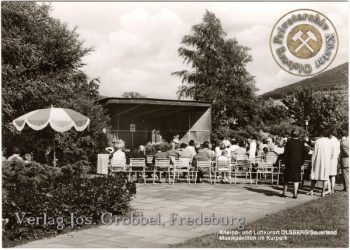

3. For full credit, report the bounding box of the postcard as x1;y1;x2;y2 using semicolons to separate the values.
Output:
1;1;348;248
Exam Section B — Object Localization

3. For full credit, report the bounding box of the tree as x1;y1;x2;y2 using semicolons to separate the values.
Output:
1;2;111;165
282;88;348;136
121;91;146;98
172;10;258;141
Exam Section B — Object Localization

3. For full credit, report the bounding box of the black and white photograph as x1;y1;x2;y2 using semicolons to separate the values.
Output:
1;1;349;248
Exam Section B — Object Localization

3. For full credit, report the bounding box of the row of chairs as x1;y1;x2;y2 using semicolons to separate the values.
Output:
109;156;311;186
109;158;197;184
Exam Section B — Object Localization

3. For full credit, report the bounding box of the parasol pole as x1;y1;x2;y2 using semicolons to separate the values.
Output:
51;105;57;167
53;139;57;167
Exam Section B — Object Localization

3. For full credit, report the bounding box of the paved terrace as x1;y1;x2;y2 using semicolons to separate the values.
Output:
21;182;320;248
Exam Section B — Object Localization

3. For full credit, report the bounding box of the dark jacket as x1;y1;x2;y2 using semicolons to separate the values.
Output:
283;138;306;166
97;132;109;152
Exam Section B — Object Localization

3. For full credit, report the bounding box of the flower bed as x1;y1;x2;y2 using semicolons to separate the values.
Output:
145;142;173;155
2;160;136;247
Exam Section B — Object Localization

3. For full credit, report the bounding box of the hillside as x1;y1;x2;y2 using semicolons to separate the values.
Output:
261;62;348;99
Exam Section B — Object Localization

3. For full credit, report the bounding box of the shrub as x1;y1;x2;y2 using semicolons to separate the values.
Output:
2;160;136;246
145;142;172;155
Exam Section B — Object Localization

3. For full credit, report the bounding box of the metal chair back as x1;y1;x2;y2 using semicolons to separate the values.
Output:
146;155;154;165
155;158;171;170
109;163;126;173
130;158;146;171
196;159;212;172
265;153;278;165
216;158;231;171
235;153;248;161
175;158;191;170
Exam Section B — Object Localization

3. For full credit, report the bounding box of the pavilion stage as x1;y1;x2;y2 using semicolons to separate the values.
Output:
98;97;212;148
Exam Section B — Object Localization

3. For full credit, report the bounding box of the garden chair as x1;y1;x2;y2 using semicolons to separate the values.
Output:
169;155;179;165
255;161;275;185
154;158;172;184
146;155;154;166
266;152;278;165
301;160;311;187
146;155;157;180
276;160;284;188
232;154;252;185
129;158;146;184
173;157;192;184
109;162;127;175
214;158;232;184
196;159;213;184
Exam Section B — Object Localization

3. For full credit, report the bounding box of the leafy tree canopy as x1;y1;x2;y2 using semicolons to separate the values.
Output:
282;88;348;136
2;2;110;166
172;10;277;142
121;91;146;98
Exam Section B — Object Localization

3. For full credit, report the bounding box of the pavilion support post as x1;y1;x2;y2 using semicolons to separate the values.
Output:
188;114;191;142
117;117;119;138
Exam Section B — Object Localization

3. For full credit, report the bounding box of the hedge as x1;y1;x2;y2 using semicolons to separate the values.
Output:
2;160;136;246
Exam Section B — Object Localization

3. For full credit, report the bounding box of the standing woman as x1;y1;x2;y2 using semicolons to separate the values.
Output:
281;130;306;198
310;128;332;197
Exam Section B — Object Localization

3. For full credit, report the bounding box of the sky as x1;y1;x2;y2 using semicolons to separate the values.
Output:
50;2;348;99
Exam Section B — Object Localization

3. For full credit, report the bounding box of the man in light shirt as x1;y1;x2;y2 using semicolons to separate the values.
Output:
186;140;197;157
340;130;349;191
229;139;239;155
179;143;195;158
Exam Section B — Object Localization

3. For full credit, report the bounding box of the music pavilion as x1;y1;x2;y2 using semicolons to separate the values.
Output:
98;97;212;148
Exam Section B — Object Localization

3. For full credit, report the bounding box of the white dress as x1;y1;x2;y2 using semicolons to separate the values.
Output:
330;136;340;176
311;137;332;181
249;140;257;163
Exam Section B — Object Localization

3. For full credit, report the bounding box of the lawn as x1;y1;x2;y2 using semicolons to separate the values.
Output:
174;192;349;248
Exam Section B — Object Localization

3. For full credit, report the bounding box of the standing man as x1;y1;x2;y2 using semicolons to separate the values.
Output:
329;129;340;194
97;128;109;153
97;128;110;175
340;130;349;191
281;130;306;199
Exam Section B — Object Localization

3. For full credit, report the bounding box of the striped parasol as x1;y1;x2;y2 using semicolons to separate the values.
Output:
13;107;90;133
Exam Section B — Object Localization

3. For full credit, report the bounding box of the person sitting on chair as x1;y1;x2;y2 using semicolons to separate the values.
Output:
187;140;197;156
193;141;215;183
110;141;126;167
132;145;147;181
153;144;170;181
178;143;195;158
7;147;23;162
217;150;230;183
167;143;179;164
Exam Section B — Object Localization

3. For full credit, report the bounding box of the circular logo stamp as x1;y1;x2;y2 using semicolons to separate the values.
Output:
270;9;338;76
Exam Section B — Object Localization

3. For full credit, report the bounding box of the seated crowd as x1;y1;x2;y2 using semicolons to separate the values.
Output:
107;129;349;198
108;135;291;183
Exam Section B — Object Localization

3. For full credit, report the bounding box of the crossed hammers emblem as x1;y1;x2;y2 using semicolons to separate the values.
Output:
292;30;318;53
